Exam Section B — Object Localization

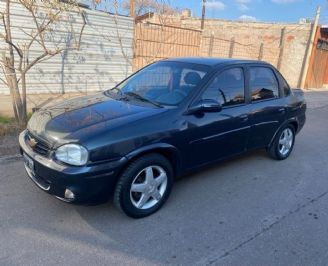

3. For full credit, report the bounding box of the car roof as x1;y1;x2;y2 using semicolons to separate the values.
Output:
162;57;270;67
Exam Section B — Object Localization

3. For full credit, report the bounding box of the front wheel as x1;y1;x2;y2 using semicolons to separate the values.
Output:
267;125;295;160
114;154;173;218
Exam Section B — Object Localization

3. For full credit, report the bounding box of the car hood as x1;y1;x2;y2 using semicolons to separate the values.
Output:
27;93;163;146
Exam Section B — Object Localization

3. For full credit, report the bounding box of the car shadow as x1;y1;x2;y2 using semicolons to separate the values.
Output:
71;148;273;264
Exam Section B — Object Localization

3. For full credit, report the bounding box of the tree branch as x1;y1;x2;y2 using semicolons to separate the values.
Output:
0;77;8;86
19;28;44;49
24;48;65;73
0;11;8;38
28;6;61;53
0;33;23;59
0;57;8;86
0;55;17;73
75;11;87;50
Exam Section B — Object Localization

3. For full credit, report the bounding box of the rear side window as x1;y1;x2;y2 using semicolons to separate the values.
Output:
249;67;279;101
202;68;245;107
276;71;291;96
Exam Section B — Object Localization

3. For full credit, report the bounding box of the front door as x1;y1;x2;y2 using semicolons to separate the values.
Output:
183;67;251;169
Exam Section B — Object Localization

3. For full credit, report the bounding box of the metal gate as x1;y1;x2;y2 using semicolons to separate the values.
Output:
306;39;328;88
133;22;201;70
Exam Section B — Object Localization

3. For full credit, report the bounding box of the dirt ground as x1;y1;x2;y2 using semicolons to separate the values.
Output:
0;133;20;157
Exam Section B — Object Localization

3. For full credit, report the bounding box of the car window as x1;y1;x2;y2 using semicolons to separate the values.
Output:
114;61;209;106
276;71;291;97
282;79;291;96
180;69;206;86
136;66;171;89
201;68;245;107
250;67;279;101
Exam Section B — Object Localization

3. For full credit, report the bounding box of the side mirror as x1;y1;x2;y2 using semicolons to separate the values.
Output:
187;99;222;114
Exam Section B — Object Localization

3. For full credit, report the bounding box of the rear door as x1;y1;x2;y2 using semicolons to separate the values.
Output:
246;65;287;149
184;66;251;168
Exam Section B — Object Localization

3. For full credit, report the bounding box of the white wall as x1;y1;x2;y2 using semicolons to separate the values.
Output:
0;1;134;94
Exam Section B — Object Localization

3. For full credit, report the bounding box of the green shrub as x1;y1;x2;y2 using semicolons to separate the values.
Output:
0;115;15;124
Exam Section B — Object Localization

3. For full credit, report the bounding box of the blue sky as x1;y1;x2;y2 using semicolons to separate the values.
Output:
171;0;328;24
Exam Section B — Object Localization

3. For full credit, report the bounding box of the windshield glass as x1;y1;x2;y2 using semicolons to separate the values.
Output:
110;61;210;106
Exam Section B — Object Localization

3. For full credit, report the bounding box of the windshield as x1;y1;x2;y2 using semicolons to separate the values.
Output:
110;61;210;106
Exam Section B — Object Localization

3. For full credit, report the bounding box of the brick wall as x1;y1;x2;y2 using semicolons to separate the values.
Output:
142;15;312;87
184;19;311;87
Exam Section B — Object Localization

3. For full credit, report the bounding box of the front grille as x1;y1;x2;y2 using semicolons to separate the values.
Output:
26;131;51;157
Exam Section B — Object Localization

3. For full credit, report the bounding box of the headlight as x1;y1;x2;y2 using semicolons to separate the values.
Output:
55;144;88;166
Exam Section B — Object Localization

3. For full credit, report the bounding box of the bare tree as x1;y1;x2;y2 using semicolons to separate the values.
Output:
122;0;177;18
89;0;179;71
0;0;87;125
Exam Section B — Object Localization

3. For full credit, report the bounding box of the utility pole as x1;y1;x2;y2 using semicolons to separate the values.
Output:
130;0;135;18
201;0;206;30
299;6;320;89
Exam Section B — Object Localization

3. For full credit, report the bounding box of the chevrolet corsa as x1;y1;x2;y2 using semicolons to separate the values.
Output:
19;58;306;218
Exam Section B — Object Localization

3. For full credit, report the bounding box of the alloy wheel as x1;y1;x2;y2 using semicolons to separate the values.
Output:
130;165;168;210
278;128;294;156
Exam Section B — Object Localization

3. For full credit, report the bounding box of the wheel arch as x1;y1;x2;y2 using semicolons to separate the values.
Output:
269;119;299;147
289;120;299;132
124;143;182;178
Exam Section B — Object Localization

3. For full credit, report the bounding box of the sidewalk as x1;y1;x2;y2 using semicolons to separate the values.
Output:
303;89;328;109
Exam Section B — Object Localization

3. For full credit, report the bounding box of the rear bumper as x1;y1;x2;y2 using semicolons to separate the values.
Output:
19;130;127;203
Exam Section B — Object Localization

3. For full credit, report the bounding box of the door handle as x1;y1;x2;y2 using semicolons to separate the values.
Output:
278;108;286;114
238;114;249;122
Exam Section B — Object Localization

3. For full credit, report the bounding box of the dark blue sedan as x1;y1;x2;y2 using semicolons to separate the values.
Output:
19;57;306;218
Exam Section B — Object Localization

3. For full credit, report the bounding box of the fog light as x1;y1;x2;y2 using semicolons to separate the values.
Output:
64;189;75;200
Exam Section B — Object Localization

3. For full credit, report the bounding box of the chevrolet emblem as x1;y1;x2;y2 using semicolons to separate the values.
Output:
28;138;38;148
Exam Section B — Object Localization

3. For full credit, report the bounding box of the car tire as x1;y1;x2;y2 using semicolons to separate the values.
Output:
267;124;295;160
114;153;174;218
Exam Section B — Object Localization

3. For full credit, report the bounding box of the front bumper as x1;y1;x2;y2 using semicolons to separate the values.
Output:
19;130;127;203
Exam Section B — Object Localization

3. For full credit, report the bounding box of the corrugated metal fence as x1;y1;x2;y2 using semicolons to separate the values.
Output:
0;1;134;95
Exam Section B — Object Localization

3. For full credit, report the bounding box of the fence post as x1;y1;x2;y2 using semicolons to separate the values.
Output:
299;6;320;89
201;0;206;30
277;27;286;70
130;0;135;18
258;43;264;60
229;37;235;58
208;32;214;57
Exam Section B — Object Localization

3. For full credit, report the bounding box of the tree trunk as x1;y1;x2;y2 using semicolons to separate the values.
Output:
21;71;27;121
3;0;26;125
2;54;24;125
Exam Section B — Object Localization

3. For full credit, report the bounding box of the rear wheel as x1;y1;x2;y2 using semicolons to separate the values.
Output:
114;154;173;218
267;125;295;160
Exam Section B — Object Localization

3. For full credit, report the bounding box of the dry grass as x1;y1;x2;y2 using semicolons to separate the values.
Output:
0;115;23;156
0;115;26;136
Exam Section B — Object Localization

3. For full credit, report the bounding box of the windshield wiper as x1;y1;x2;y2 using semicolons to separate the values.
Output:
104;88;128;102
124;92;162;107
